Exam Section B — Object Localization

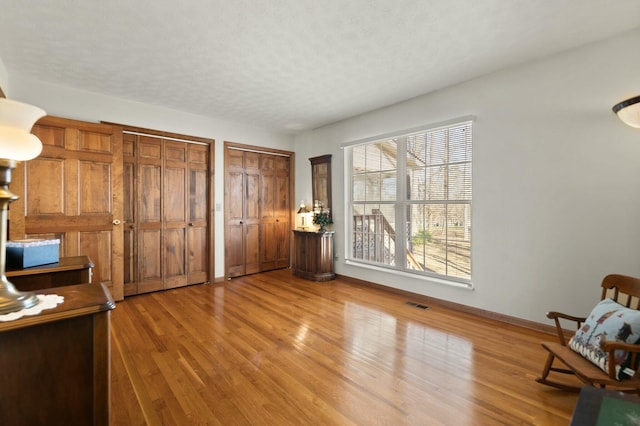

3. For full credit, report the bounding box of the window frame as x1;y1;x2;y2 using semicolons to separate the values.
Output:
343;116;474;288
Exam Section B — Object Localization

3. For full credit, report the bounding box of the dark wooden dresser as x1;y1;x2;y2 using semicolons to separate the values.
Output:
0;283;115;425
292;230;336;281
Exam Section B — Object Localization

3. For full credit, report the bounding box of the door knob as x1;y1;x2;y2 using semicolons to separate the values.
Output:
112;219;122;225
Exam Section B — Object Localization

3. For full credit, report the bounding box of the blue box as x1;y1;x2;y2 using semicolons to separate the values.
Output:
6;239;60;269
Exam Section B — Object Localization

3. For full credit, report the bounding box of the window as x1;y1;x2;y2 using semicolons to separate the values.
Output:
347;119;472;285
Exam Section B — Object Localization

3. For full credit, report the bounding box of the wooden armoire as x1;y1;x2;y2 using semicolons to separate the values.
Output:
224;143;293;278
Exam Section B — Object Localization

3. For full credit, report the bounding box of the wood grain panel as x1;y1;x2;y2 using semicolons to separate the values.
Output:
140;164;161;223
79;131;113;154
79;161;111;214
32;123;65;147
164;167;186;222
188;145;208;164
79;230;112;284
139;229;162;293
25;158;65;215
165;228;186;289
189;167;207;222
226;224;245;278
245;223;260;275
139;137;161;159
260;222;276;271
165;143;186;162
188;226;207;284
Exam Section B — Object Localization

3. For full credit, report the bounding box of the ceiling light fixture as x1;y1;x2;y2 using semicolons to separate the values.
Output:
612;95;640;128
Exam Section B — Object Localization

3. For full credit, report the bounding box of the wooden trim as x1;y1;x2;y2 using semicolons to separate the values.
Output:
0;85;5;98
38;115;114;134
101;121;213;145
336;273;560;336
209;136;216;281
225;140;293;158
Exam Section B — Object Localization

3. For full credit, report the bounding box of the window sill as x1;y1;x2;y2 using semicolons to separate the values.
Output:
344;259;474;290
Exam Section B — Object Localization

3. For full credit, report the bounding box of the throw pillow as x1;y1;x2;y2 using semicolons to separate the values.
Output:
568;298;640;380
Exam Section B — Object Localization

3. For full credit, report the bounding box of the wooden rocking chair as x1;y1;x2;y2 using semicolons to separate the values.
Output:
536;274;640;393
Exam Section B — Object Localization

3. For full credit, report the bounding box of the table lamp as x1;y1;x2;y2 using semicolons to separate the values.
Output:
0;98;46;314
297;201;310;229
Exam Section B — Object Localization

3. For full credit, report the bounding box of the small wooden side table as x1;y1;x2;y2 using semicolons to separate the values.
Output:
292;230;336;281
6;256;94;291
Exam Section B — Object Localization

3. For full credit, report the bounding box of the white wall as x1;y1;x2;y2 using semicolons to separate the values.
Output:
294;28;640;324
0;57;8;95
6;76;295;280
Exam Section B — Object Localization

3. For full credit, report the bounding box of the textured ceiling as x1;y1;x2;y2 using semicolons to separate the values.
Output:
1;0;639;133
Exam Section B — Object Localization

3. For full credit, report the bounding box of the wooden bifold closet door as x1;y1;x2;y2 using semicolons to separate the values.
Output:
122;132;211;296
224;144;293;279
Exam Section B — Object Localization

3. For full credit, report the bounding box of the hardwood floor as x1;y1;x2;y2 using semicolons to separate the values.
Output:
110;269;578;425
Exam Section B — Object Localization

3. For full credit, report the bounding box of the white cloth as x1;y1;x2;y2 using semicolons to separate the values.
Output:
0;294;64;322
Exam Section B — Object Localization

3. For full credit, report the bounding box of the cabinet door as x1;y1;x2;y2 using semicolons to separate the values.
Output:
11;116;124;300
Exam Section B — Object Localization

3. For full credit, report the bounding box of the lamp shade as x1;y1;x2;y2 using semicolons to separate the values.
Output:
0;98;46;160
612;95;640;129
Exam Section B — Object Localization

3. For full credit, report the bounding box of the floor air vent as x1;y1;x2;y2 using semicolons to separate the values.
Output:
405;301;430;310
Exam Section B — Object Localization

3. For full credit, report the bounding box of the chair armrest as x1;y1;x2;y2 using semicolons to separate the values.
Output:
546;311;587;323
601;341;640;380
546;311;587;345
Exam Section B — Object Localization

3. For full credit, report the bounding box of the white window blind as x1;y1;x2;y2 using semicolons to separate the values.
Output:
347;119;472;284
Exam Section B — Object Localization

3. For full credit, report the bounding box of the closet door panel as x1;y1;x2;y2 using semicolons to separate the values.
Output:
188;144;209;284
225;166;246;278
226;223;245;278
244;153;261;275
188;226;207;284
164;141;188;289
138;137;163;293
275;157;291;268
260;223;277;271
165;228;186;289
122;134;137;296
244;223;261;275
139;229;163;293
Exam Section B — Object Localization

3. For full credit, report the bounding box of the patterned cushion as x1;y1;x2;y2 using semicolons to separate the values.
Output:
568;298;640;380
